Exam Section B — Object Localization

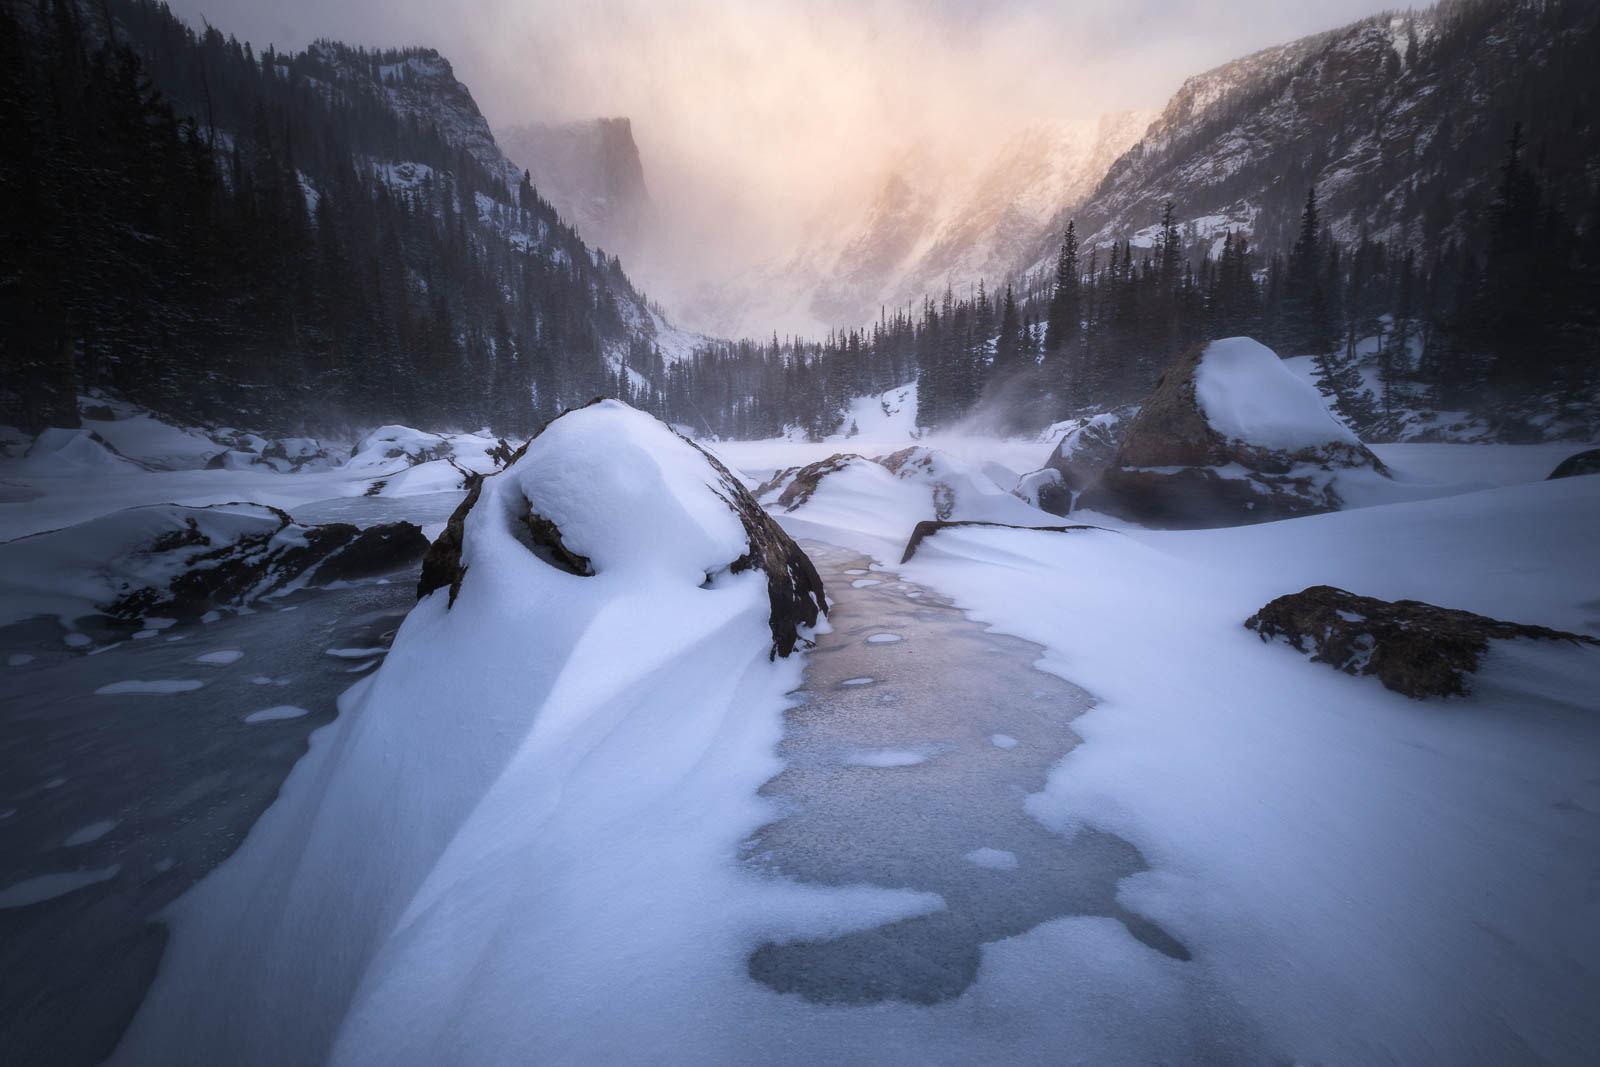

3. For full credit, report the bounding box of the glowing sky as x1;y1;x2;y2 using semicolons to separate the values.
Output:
170;0;1396;275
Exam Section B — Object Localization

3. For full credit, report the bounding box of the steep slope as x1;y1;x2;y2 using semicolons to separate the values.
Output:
1022;0;1600;269
499;117;655;262
681;112;1151;339
1;0;698;436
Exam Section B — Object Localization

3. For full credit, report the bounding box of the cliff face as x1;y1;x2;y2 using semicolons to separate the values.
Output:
1019;0;1600;273
500;117;655;259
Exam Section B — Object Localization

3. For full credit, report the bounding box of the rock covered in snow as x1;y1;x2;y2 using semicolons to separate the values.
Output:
420;400;826;657
1019;412;1126;516
348;425;455;470
1245;585;1600;699
755;454;872;512
1077;338;1387;527
1547;448;1600;480
0;503;427;626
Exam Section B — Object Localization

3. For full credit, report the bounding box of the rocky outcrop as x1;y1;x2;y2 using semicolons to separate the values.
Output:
1076;339;1386;528
1245;585;1599;699
1547;448;1600;480
900;520;1102;564
0;502;428;625
1018;413;1125;516
755;454;867;512
420;401;826;658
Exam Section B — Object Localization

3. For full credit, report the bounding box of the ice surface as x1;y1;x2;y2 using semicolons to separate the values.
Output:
1193;337;1359;450
194;650;244;665
866;633;903;644
990;733;1019;749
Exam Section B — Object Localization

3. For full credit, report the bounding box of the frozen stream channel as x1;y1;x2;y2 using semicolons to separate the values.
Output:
745;540;1189;1004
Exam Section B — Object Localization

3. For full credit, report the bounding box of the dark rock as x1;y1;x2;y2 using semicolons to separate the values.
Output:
1077;342;1386;528
81;404;116;421
1245;585;1599;699
91;504;428;620
690;440;827;658
1547;448;1600;480
900;520;1104;564
1030;413;1127;515
755;453;866;512
417;476;483;607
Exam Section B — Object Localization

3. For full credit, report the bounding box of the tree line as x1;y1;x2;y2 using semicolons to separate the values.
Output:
1;0;658;436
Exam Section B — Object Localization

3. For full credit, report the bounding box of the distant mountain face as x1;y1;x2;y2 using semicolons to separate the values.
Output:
500;118;655;261
1020;0;1600;275
675;111;1152;339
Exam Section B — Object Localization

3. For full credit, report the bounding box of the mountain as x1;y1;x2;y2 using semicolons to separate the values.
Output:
1019;0;1600;275
676;112;1151;339
499;117;654;263
0;0;697;437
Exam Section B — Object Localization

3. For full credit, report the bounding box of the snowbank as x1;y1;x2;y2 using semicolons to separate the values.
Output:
900;473;1600;1064
115;403;907;1067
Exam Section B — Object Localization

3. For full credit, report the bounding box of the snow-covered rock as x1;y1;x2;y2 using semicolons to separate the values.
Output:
1246;585;1600;699
1547;448;1600;480
347;425;455;471
21;428;141;474
0;503;428;626
420;399;826;658
1078;338;1388;528
1019;411;1125;516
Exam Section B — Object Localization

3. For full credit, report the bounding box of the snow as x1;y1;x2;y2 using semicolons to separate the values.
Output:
843;748;929;768
0;865;121;909
94;680;205;696
63;820;117;846
989;733;1019;749
865;632;903;644
899;473;1600;1065
828;382;918;441
194;650;244;665
243;705;309;724
1194;337;1360;449
964;848;1018;870
115;402;955;1067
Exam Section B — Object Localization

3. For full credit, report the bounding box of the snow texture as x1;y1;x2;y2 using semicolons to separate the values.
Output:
1193;337;1359;450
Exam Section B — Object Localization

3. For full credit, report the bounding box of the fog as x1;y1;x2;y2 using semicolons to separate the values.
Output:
170;0;1393;292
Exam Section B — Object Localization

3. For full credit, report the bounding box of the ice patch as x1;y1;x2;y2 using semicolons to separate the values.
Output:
866;633;903;644
844;748;928;768
851;579;882;588
840;677;875;686
964;848;1019;870
94;679;204;695
63;633;91;648
843;569;868;576
243;705;309;724
990;733;1019;749
7;653;34;666
0;865;120;908
325;647;388;659
195;650;244;665
63;819;117;846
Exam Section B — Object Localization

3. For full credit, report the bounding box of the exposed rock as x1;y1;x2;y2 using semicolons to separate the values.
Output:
1018;412;1126;516
419;400;826;658
874;447;957;520
1547;448;1600;480
1077;339;1387;528
205;449;268;471
1245;585;1599;699
900;520;1103;564
0;502;428;626
755;454;867;512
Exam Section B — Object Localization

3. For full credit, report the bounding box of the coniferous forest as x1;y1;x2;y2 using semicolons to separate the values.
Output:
1;0;655;437
2;0;1596;445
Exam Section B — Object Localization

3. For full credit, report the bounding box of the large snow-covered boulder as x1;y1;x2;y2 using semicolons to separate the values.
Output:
1077;338;1387;527
0;503;427;626
1017;412;1126;516
421;400;826;658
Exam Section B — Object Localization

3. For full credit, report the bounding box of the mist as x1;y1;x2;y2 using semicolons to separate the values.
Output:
169;0;1394;294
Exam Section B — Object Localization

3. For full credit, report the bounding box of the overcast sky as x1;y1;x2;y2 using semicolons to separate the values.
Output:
168;0;1396;270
